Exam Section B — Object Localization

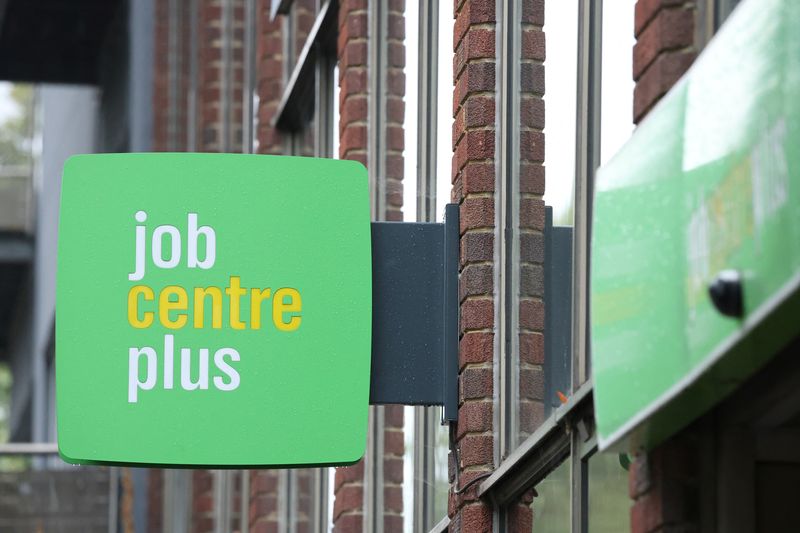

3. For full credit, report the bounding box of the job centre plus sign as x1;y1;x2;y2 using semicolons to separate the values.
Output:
57;154;372;467
125;210;302;403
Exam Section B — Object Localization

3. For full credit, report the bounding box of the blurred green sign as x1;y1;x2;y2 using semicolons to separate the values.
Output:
57;153;372;467
592;0;800;451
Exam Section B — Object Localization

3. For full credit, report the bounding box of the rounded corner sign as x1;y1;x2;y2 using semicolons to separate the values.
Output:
56;153;372;467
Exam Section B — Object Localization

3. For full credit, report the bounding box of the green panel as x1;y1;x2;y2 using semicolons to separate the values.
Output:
57;153;372;467
592;0;800;451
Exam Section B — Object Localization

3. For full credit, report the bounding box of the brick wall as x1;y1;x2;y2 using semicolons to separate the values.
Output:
255;0;284;153
249;470;281;532
630;1;702;531
632;0;698;123
153;0;192;151
449;0;497;529
192;470;215;533
197;0;245;152
333;1;368;529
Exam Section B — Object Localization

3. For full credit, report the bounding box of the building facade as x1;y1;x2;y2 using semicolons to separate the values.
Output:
4;0;800;532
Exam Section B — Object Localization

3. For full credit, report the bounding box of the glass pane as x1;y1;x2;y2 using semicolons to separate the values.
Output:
543;2;578;226
531;460;571;533
588;452;630;532
433;421;450;520
600;0;636;167
436;0;455;220
333;64;340;159
403;0;419;222
403;405;415;532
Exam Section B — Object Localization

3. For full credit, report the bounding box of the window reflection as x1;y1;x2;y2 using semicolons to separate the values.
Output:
588;453;630;532
531;460;571;533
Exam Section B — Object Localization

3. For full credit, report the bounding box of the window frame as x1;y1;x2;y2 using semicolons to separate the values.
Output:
486;0;612;531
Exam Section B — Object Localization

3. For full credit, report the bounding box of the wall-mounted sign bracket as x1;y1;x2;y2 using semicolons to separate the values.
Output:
368;204;459;423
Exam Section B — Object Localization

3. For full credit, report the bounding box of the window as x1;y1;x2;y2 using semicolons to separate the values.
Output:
404;1;454;530
483;0;635;530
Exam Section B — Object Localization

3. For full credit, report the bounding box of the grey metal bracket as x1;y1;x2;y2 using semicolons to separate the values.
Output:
369;204;459;423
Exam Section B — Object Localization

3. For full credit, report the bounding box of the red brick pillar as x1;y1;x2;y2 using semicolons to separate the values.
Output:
630;2;702;532
247;3;285;530
337;0;368;166
333;1;406;531
147;469;164;533
449;0;498;529
249;471;281;532
254;0;285;154
192;471;215;533
332;3;369;532
196;0;245;153
632;0;697;123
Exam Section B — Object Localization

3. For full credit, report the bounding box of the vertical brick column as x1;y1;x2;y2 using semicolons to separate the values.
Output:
449;0;497;530
333;3;369;531
632;0;697;123
152;0;171;151
147;469;164;533
249;470;281;532
255;0;285;153
334;1;406;531
196;0;245;152
192;471;215;533
630;2;702;532
337;0;368;165
153;0;192;152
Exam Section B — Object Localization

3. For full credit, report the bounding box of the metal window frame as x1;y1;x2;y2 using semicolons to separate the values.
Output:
572;0;601;389
363;0;389;530
489;0;604;531
496;0;523;464
413;0;447;530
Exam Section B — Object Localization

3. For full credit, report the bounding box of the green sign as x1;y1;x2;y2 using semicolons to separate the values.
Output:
592;0;800;451
57;153;372;467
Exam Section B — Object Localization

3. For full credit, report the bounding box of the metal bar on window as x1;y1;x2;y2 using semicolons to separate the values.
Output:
570;434;589;533
416;0;439;222
367;0;388;221
314;49;335;158
415;1;444;524
364;2;389;527
429;515;451;533
312;468;329;533
363;407;385;533
573;0;602;388
214;470;233;533
478;381;593;505
497;0;523;463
